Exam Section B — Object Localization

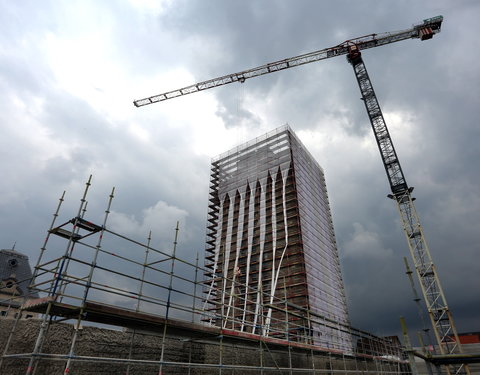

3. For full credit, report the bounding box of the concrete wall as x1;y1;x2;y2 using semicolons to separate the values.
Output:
1;319;410;375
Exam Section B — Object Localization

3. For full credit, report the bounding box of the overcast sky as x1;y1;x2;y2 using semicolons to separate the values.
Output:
1;0;478;341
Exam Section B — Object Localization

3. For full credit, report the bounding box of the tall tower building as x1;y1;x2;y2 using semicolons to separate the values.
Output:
204;125;351;350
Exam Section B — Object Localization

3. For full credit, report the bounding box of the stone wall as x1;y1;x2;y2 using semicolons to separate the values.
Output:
0;319;409;374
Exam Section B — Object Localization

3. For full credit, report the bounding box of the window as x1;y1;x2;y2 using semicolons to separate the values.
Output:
8;258;18;267
0;311;7;317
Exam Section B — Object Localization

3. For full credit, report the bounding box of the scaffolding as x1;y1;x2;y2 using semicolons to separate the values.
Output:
1;177;412;374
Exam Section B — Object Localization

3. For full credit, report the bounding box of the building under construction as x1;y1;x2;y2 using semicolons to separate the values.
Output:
0;176;409;374
204;125;351;351
132;14;478;374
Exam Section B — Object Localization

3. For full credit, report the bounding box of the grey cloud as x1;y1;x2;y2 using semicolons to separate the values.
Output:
0;0;478;344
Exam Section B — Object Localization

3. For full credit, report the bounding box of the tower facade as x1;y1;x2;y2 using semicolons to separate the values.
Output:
204;125;351;350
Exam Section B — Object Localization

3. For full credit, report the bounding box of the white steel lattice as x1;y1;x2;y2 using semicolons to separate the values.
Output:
349;54;469;375
395;193;467;375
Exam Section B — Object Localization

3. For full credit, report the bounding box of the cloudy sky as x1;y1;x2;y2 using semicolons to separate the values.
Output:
1;0;478;340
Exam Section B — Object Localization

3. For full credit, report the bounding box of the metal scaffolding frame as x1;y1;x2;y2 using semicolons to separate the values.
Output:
1;178;411;374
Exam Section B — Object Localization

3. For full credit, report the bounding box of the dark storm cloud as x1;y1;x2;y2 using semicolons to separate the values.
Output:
157;0;480;336
0;0;478;342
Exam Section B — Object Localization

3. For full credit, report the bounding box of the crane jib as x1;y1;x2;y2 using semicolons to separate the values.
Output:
133;16;443;107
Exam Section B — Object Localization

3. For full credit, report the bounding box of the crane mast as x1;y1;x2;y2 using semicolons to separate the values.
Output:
134;15;470;374
346;48;468;375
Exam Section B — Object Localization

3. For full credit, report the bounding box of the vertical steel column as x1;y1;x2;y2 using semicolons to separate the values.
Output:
283;282;293;375
355;352;359;374
126;231;152;375
58;200;89;302
192;252;199;323
26;176;93;375
0;190;65;372
187;340;193;375
372;339;381;375
328;352;333;375
31;191;66;286
219;330;224;375
310;346;316;375
0;309;22;372
62;186;115;375
158;222;179;375
259;335;264;375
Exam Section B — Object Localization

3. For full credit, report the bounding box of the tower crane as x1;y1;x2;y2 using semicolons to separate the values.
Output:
134;16;470;374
